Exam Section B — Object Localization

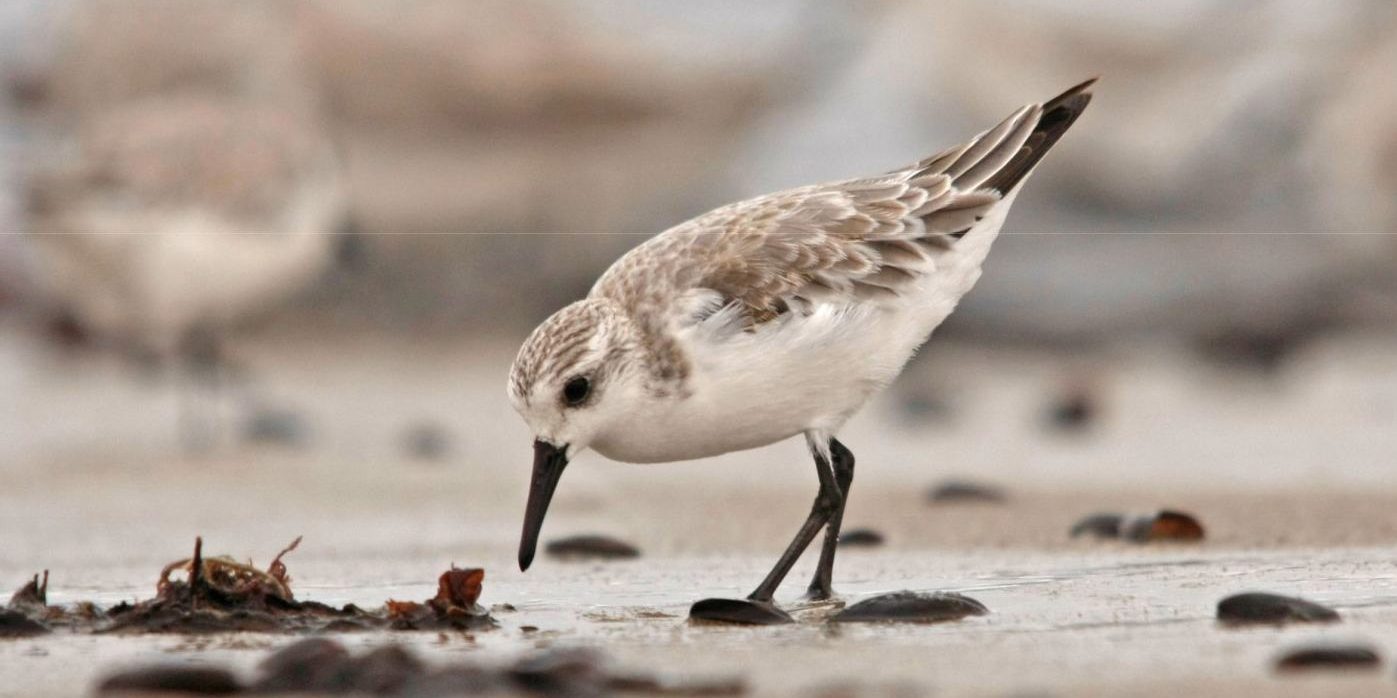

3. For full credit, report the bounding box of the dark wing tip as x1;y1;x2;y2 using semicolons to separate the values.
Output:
982;77;1098;195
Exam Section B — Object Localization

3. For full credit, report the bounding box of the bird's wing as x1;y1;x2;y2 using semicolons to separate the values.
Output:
593;79;1095;328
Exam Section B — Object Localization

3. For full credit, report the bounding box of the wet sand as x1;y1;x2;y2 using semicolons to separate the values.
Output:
3;325;1397;696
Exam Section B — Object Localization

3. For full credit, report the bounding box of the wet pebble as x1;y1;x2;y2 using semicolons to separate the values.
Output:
837;528;885;547
97;666;241;694
509;647;610;695
402;422;452;461
1217;592;1340;626
252;638;353;693
689;598;794;625
832;591;988;624
1046;389;1097;432
1275;645;1381;672
1069;513;1123;539
1070;510;1204;543
545;535;641;561
243;407;309;448
926;480;1006;504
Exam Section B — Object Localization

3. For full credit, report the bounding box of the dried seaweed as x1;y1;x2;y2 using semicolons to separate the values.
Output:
5;537;495;636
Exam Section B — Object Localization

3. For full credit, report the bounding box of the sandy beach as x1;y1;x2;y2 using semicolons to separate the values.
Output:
4;325;1397;696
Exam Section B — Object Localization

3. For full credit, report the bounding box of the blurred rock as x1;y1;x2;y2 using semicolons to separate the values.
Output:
927;480;1007;504
826;0;1397;346
1044;387;1098;433
97;665;241;695
837;528;886;547
1072;510;1205;543
1274;645;1380;672
402;421;452;462
244;407;310;449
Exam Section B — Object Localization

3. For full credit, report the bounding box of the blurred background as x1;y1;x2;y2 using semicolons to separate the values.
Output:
1;0;1396;563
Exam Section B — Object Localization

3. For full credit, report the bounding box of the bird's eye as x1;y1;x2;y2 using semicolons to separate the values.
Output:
562;376;591;407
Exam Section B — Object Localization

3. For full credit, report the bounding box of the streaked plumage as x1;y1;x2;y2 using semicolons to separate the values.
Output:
509;80;1095;601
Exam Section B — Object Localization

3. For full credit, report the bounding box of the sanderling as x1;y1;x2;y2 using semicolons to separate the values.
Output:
509;79;1095;610
24;97;354;450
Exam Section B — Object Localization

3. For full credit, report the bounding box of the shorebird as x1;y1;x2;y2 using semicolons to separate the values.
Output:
24;97;352;450
509;80;1095;608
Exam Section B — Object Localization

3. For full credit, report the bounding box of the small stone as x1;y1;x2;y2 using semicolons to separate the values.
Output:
1217;593;1340;626
1046;389;1097;432
253;637;352;692
402;422;452;461
545;535;641;561
97;666;241;694
1275;645;1380;672
509;647;609;695
689;598;794;625
344;645;423;694
1122;510;1204;542
1071;510;1205;543
1069;513;1124;539
831;591;988;624
837;528;885;547
244;407;309;448
927;480;1006;504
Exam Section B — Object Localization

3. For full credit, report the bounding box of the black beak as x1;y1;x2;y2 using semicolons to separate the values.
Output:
518;439;569;571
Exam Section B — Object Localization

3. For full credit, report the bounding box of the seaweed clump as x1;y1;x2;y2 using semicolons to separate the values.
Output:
5;536;495;635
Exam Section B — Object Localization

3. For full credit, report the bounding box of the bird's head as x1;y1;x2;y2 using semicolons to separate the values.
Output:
507;298;644;571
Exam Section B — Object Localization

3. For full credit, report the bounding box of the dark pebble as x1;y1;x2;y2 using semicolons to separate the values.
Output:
244;408;309;448
0;609;49;637
899;393;954;422
610;672;748;696
1046;390;1096;432
1275;645;1380;672
1217;592;1340;626
1122;510;1204;542
831;591;988;624
509;647;609;696
837;528;885;547
252;637;352;692
689;598;794;625
97;666;241;694
1069;513;1123;539
403;422;452;461
1071;510;1205;543
545;535;641;560
927;480;1006;504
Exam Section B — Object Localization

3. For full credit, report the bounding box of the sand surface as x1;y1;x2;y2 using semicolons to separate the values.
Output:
3;325;1397;696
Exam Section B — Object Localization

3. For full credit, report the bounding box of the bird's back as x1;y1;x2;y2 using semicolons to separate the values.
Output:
584;81;1095;461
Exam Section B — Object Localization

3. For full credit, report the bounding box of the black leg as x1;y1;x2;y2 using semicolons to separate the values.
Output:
747;440;843;603
806;439;855;600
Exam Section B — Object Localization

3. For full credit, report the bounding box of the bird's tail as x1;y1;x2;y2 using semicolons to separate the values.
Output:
981;78;1097;195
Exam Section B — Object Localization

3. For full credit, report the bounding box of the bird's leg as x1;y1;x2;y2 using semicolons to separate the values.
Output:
747;442;843;603
805;438;855;600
